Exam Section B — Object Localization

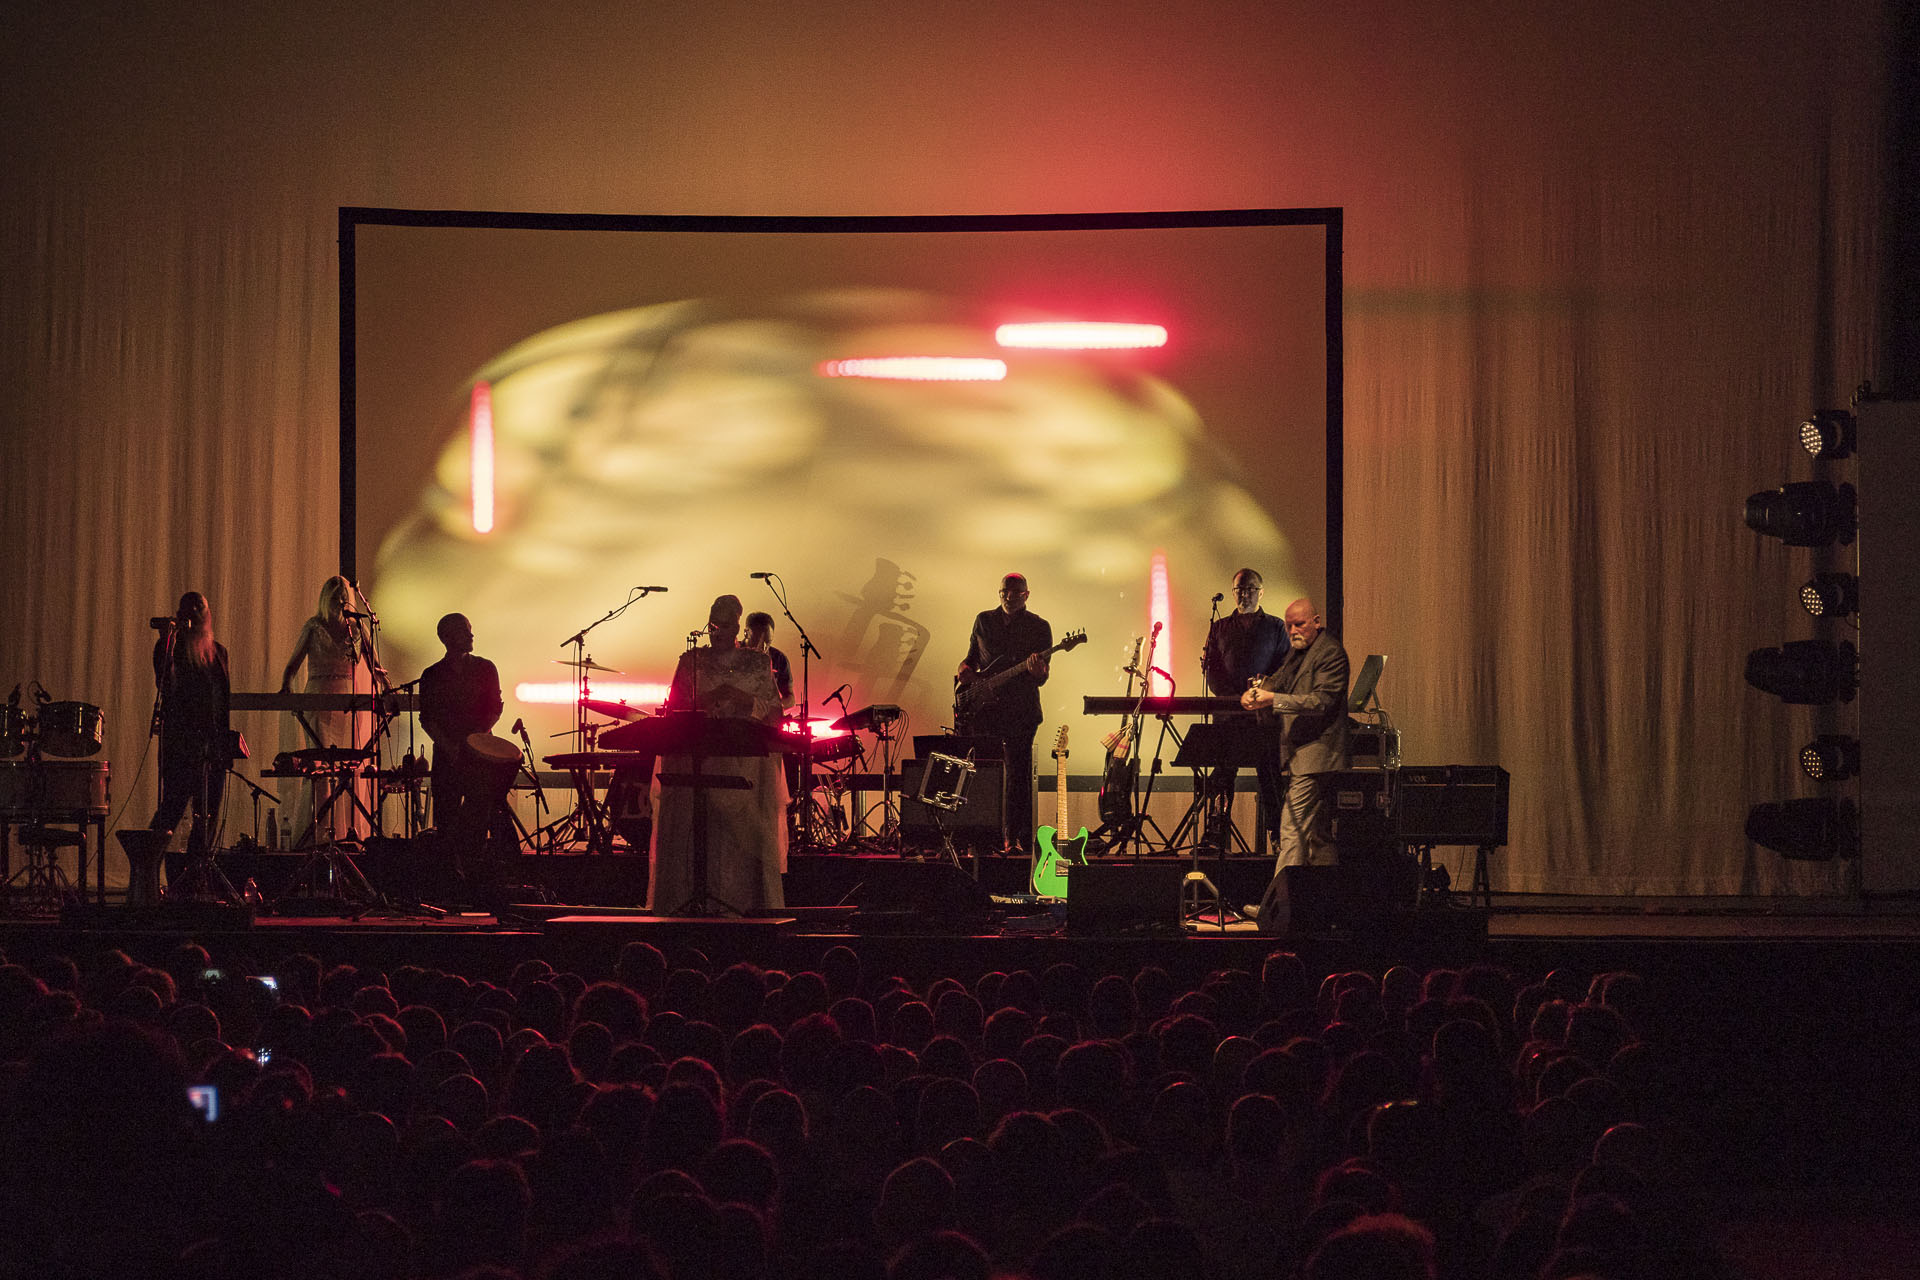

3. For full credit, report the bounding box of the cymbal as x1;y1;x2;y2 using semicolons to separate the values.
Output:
582;699;648;722
831;704;903;733
551;657;623;674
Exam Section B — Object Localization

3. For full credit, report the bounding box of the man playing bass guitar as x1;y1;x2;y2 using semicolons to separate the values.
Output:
954;572;1052;853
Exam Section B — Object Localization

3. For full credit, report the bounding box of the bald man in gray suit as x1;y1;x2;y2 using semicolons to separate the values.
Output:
1241;597;1350;869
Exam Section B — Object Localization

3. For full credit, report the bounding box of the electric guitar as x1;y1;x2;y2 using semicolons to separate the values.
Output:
1031;726;1090;897
953;629;1088;731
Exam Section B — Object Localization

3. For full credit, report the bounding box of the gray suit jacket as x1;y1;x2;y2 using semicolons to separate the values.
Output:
1257;629;1350;775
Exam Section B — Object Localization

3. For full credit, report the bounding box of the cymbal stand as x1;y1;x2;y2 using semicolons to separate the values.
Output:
546;588;661;851
754;573;823;852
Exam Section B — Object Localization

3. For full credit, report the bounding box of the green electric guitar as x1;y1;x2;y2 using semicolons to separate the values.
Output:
1031;726;1090;898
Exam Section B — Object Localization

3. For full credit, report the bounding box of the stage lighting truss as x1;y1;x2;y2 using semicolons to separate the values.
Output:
1799;735;1860;782
1799;410;1856;460
1744;639;1858;705
1799;571;1859;619
1744;481;1857;547
1745;796;1859;861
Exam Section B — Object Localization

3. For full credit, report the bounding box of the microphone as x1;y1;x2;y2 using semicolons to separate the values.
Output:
342;609;374;620
149;616;180;630
1151;621;1164;637
636;586;669;593
827;683;851;705
749;572;773;579
511;718;529;742
1211;592;1224;603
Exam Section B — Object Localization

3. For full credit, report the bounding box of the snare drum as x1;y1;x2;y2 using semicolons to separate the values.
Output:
38;701;104;757
0;759;110;816
0;705;25;758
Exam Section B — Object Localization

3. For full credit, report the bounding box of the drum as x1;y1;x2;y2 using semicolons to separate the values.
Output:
0;705;25;757
0;759;111;816
38;701;104;757
464;732;522;800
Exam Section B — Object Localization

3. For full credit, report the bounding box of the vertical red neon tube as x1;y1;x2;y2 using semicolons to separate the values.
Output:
1150;551;1173;695
470;381;494;534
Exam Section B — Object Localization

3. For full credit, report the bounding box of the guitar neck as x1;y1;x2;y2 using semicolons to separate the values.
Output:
1056;751;1069;831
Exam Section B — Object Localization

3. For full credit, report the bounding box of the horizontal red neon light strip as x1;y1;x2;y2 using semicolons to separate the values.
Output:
514;682;672;706
818;357;1008;381
995;322;1168;350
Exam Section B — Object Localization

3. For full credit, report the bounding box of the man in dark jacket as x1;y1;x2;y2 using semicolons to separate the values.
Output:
1241;597;1350;867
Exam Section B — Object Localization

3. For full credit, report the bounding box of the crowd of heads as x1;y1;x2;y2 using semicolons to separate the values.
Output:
0;936;1729;1279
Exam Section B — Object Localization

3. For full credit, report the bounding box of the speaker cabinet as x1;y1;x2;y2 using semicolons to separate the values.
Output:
1066;861;1187;935
1398;765;1510;846
900;756;1006;848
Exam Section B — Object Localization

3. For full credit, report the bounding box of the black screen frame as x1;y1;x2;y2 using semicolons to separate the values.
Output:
337;206;1344;631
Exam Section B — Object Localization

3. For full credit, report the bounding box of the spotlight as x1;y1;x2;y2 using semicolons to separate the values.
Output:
1798;735;1860;782
1799;572;1859;618
1744;639;1857;704
1798;410;1856;460
1745;796;1859;860
1744;481;1856;547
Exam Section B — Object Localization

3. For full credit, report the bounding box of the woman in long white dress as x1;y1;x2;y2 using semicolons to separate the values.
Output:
278;575;374;846
647;594;789;914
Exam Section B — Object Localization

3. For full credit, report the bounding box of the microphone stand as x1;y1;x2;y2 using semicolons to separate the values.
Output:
755;573;822;851
560;587;661;754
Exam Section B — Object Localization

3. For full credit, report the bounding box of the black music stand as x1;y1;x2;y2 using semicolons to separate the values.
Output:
1169;720;1271;928
622;713;791;918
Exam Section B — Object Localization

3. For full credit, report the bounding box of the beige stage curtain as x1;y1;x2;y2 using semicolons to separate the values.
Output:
0;0;1888;894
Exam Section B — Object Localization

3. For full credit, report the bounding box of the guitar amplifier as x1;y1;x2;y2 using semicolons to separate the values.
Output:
1397;765;1510;846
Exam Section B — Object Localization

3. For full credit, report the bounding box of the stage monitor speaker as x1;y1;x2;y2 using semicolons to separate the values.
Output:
1398;765;1510;846
1066;861;1187;935
900;755;1006;847
1257;858;1418;934
845;862;996;932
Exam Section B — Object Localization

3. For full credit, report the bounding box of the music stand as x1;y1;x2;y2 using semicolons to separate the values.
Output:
625;713;789;917
1169;719;1271;928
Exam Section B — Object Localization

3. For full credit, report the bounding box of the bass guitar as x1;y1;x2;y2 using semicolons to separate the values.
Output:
953;629;1087;730
1031;726;1089;897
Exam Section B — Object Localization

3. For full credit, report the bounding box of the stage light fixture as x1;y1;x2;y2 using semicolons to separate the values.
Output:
1745;796;1859;860
1744;639;1858;704
1798;410;1856;460
1798;735;1860;782
1799;571;1859;618
1743;481;1856;547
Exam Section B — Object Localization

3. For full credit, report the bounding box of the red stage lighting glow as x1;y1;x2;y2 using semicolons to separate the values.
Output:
994;322;1168;350
818;357;1008;381
515;681;671;707
470;381;495;533
1150;551;1173;696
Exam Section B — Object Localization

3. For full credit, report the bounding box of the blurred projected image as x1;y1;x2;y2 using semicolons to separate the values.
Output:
351;216;1334;755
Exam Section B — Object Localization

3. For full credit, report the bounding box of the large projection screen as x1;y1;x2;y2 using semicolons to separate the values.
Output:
344;209;1340;780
